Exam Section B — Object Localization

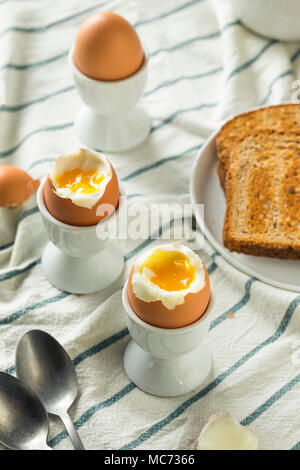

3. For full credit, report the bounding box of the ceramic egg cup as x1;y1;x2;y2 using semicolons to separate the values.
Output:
69;45;151;152
37;180;125;294
122;282;214;397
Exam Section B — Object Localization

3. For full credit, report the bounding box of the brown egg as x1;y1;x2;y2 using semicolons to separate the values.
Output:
127;262;211;329
43;163;119;227
0;165;40;209
73;12;144;81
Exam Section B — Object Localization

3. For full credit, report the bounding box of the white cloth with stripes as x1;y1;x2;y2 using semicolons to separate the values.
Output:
0;0;299;450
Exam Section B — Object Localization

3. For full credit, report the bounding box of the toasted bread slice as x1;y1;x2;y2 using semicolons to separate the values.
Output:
216;104;300;191
223;130;300;259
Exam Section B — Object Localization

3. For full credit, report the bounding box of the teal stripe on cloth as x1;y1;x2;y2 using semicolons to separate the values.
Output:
259;69;294;105
209;278;257;330
0;122;73;158
124;220;176;262
19;206;39;222
120;295;300;449
0;291;69;326
241;373;300;427
0;241;14;252
73;328;129;367
150;32;221;59
0;257;41;282
226;40;278;82
0;51;69;71
0;1;112;38
28;157;56;170
0;207;40;252
0;0;24;4
49;382;137;448
133;0;206;28
145;67;223;97
121;143;203;182
207;261;218;275
149;20;240;59
0;85;74;112
205;251;220;275
151;102;218;133
291;48;300;63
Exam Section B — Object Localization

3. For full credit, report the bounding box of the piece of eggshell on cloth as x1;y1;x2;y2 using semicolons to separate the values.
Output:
0;165;40;209
43;164;119;226
127;265;211;329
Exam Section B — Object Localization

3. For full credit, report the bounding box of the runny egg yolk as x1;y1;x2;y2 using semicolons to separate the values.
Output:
56;168;106;194
141;249;196;292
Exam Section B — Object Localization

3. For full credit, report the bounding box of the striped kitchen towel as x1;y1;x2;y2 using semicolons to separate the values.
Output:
0;0;299;450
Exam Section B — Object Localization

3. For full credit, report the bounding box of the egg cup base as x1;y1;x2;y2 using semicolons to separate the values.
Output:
74;105;151;152
42;241;124;294
124;339;212;397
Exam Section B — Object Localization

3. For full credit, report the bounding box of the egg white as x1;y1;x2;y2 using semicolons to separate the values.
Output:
131;243;206;310
50;148;112;209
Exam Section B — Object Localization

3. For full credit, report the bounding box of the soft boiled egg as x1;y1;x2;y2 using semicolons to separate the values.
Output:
73;12;144;81
43;148;119;226
127;243;210;329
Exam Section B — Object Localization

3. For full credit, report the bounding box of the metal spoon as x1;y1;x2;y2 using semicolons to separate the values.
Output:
16;330;85;450
0;371;51;450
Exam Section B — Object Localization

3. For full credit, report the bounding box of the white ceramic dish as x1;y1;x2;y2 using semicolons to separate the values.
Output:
230;0;300;42
190;127;300;294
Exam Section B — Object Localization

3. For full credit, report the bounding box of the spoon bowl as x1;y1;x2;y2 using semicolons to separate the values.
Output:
0;372;50;450
16;330;84;450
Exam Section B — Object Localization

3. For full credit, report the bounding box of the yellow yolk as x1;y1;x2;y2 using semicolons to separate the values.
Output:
56;168;106;194
141;249;195;292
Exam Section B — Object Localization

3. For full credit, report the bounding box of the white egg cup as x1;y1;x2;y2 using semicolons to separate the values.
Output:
37;179;125;294
69;45;151;152
122;282;213;397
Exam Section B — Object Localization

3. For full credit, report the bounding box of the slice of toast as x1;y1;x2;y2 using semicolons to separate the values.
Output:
223;130;300;259
216;104;300;191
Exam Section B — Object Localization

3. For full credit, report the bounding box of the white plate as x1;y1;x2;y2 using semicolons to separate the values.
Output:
190;130;300;293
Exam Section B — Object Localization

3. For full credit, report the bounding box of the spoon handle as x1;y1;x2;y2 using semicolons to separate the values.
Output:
60;412;85;450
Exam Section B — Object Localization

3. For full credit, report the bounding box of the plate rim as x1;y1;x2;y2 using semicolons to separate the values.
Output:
190;105;300;294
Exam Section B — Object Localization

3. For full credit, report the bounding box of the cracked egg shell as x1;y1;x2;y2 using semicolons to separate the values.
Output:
43;160;119;227
0;165;39;209
127;260;210;329
197;413;259;450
